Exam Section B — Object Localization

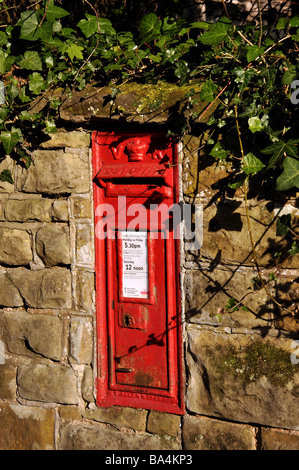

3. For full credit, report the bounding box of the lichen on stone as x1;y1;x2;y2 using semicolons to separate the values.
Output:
212;341;297;387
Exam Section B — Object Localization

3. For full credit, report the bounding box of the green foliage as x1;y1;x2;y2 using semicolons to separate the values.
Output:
0;0;298;200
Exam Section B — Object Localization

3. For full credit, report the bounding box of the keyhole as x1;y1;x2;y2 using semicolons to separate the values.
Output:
124;313;133;327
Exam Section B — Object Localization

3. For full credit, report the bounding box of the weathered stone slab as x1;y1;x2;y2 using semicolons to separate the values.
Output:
75;223;94;266
0;310;63;361
81;366;94;403
50;199;69;221
40;131;91;149
0;403;55;450
182;414;256;450
69;316;93;364
184;267;274;329
75;269;94;311
261;428;299;450
16;149;90;194
147;411;181;437
6;267;72;308
186;326;299;430
83;406;147;431
0;270;23;307
0;365;16;400
5;197;52;222
18;364;78;404
59;422;180;450
57;82;214;125
184;268;298;330
0;228;32;265
198;200;298;268
36;224;71;266
70;195;93;219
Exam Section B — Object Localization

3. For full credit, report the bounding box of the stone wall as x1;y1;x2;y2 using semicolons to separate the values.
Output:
0;124;298;450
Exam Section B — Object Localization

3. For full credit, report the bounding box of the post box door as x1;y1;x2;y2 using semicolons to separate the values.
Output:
92;131;184;415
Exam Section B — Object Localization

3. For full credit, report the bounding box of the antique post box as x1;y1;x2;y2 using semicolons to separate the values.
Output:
92;131;184;414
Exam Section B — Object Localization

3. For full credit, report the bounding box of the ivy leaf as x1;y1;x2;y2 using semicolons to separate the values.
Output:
77;15;98;38
36;20;53;42
289;15;299;28
45;0;69;22
262;139;299;169
276;17;289;30
289;241;299;256
139;13;162;43
199;79;217;102
276;157;299;191
209;142;229;160
0;169;13;184
66;43;84;60
248;116;263;133
242;153;265;175
20;10;39;40
0;50;13;74
0;127;23;155
276;214;291;236
0;31;7;46
199;17;231;46
98;18;116;36
282;65;297;85
29;72;45;94
246;45;265;62
233;67;256;93
18;51;43;71
226;297;239;312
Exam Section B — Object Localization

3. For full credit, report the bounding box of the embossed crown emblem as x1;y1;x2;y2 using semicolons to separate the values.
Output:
125;138;147;161
111;137;148;161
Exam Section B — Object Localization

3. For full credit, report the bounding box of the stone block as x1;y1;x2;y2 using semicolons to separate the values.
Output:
184;268;299;330
69;317;93;364
59;422;180;450
83;406;148;431
186;326;299;430
0;270;23;307
40;131;91;149
198;200;298;268
75;269;94;311
0;365;16;400
5;197;52;222
0;195;7;220
50;200;69;221
0;228;32;266
58;405;82;421
17;364;78;404
0;310;63;361
71;196;93;219
261;428;299;450
0;403;55;450
6;267;72;309
182;414;256;450
184;267;274;329
81;366;94;403
36;224;71;266
182;136;232;198
75;223;94;266
16;149;90;194
147;411;181;437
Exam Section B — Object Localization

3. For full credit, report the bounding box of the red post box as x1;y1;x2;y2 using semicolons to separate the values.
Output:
92;131;185;414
